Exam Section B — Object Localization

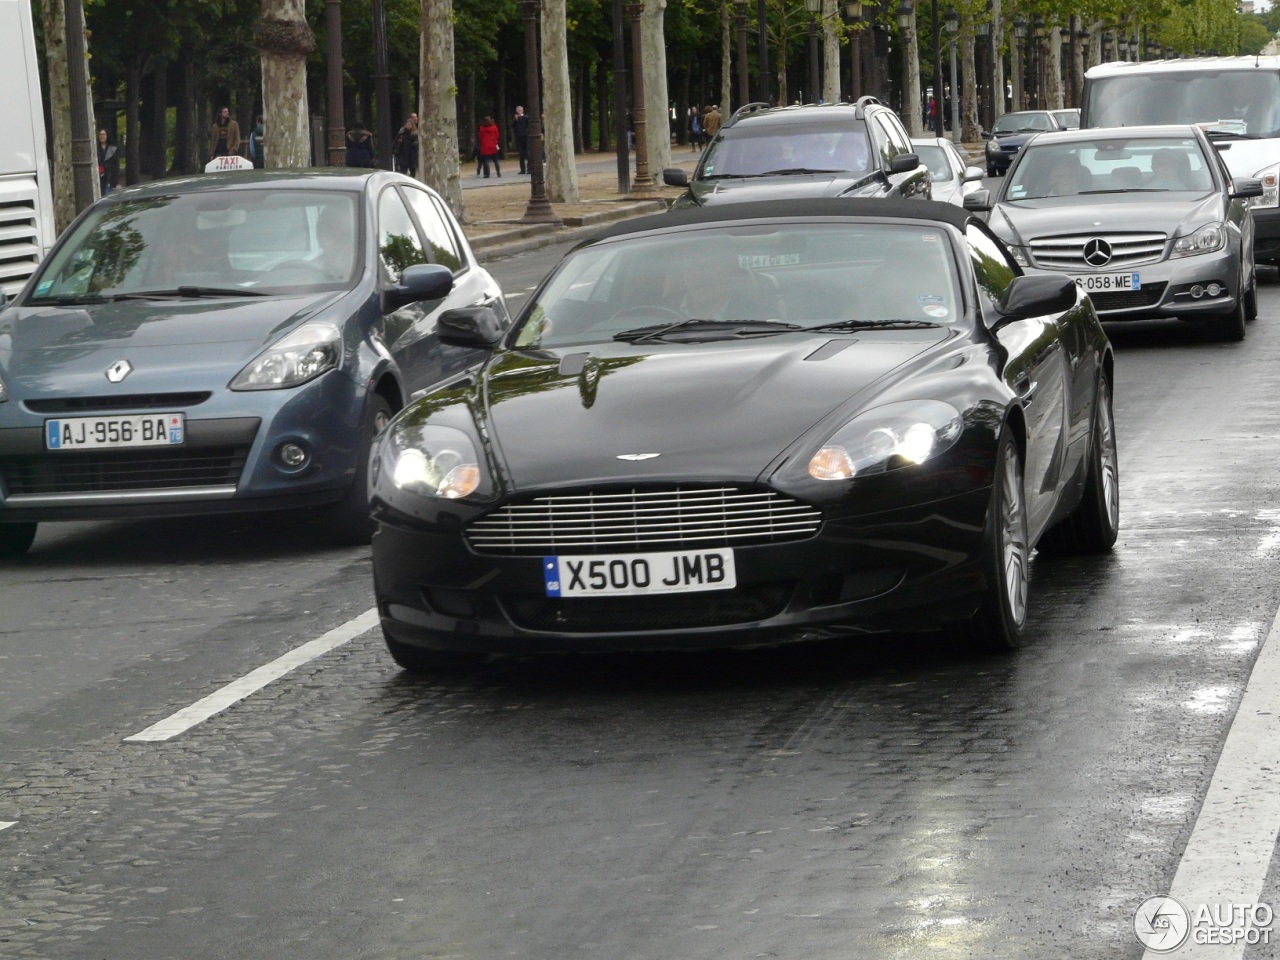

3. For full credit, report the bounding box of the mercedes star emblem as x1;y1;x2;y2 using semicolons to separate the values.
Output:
1083;238;1113;267
105;360;133;383
616;453;661;461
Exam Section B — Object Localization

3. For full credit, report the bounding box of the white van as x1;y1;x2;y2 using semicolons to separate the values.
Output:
1082;58;1280;265
0;0;57;300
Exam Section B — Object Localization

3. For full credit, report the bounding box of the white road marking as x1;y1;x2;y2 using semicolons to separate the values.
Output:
0;821;15;832
1143;601;1280;959
124;608;380;743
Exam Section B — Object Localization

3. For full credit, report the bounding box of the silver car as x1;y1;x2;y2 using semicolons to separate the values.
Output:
965;124;1263;341
910;137;986;206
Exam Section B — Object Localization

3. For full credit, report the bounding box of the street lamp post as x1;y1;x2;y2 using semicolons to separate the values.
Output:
846;0;863;101
626;1;658;195
1012;16;1027;111
371;0;393;169
612;0;629;193
735;0;750;108
756;0;770;103
896;0;913;119
976;19;990;130
65;0;95;210
326;0;346;166
1032;17;1045;110
805;0;821;102
944;6;959;143
931;0;943;136
520;0;562;223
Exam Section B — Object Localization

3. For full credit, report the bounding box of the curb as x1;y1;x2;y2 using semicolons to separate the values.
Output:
470;199;669;263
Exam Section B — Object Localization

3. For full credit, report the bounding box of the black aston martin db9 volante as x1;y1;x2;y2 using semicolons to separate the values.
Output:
368;199;1118;670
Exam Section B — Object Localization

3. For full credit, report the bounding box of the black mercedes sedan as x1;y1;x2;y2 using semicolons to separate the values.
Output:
368;199;1118;671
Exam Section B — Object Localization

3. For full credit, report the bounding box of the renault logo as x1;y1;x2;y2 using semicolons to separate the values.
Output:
617;453;660;461
105;360;132;383
1083;238;1113;267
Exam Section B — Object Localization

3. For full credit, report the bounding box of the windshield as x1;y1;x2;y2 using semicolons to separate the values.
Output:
1084;70;1280;138
1053;109;1081;129
28;190;361;303
698;122;873;178
992;113;1055;135
513;222;963;349
1006;137;1213;199
913;144;954;181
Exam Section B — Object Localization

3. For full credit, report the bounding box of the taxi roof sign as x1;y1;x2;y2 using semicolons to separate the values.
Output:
204;155;255;173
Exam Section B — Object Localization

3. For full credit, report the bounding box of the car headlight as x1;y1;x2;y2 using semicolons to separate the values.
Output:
986;139;1000;155
1172;223;1226;258
375;422;483;500
808;400;963;481
229;322;341;390
1253;162;1280;209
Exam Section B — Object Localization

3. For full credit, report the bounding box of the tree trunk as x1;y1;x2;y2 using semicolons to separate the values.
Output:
1047;26;1064;110
256;0;314;168
126;58;145;186
777;42;789;106
419;0;464;216
991;0;1004;119
822;0;840;103
641;0;671;179
961;24;980;141
905;11;923;135
596;55;610;151
173;54;197;173
721;1;732;113
150;61;168;178
41;0;75;232
542;0;579;203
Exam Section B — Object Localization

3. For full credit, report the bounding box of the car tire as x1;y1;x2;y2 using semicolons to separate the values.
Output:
987;163;997;177
960;426;1029;652
384;629;485;674
1216;290;1247;342
1245;269;1258;322
329;394;394;545
1036;372;1120;556
0;522;37;558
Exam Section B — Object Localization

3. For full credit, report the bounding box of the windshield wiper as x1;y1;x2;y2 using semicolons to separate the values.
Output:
756;167;845;176
113;286;267;300
699;173;752;180
614;318;800;342
807;318;944;331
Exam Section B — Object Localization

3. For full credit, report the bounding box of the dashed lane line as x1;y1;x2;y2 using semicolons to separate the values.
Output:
0;822;15;832
123;607;380;743
1144;601;1280;959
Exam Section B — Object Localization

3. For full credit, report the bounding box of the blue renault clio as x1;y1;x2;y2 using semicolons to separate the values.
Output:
0;169;507;556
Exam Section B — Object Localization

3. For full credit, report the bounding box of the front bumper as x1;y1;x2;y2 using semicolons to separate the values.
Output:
371;486;993;655
1252;205;1280;262
0;370;366;522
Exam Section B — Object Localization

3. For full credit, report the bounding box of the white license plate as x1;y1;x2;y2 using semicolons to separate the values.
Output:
1075;272;1140;292
45;413;186;450
544;548;737;597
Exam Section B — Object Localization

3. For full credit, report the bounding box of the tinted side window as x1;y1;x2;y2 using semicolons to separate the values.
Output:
966;223;1018;311
870;116;896;167
401;187;463;273
882;112;913;154
377;189;427;284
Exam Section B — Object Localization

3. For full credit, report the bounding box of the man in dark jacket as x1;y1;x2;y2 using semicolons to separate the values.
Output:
209;107;241;161
512;105;530;174
392;114;418;176
346;122;376;168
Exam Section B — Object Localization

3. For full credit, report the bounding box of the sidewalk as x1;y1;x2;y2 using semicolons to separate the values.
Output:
461;151;697;262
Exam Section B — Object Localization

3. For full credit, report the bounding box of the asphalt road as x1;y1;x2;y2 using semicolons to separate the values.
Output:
5;240;1280;959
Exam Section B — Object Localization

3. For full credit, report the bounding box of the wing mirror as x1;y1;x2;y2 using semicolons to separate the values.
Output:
889;152;921;174
991;274;1078;327
662;167;689;187
962;189;992;212
437;305;504;348
1231;177;1265;199
962;165;986;183
383;263;454;314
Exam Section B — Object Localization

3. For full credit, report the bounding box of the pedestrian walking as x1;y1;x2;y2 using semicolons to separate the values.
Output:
703;104;722;141
345;121;376;168
248;116;265;168
477;116;501;178
689;104;702;150
209;106;241;161
393;113;418;176
96;128;118;195
512;105;530;174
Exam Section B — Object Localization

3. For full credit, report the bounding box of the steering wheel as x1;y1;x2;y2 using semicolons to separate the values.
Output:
608;304;685;324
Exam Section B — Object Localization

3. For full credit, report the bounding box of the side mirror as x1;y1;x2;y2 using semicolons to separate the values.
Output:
980;129;991;140
962;189;992;211
1231;177;1264;200
963;165;986;183
438;305;504;348
889;152;921;174
993;274;1078;326
662;167;689;187
383;263;454;314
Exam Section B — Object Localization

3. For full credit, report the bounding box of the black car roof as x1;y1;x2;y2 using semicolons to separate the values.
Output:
590;198;974;243
106;167;391;201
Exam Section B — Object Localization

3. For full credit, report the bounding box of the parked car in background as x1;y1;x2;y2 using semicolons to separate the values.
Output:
911;138;987;205
1082;57;1280;266
984;110;1067;176
0;170;507;557
1053;109;1081;130
966;125;1261;340
368;198;1118;672
663;97;930;207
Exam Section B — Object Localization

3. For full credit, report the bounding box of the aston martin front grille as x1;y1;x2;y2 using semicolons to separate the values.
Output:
465;486;823;554
1030;232;1167;270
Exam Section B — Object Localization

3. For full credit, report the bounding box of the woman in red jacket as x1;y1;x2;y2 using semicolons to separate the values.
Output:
477;117;501;178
